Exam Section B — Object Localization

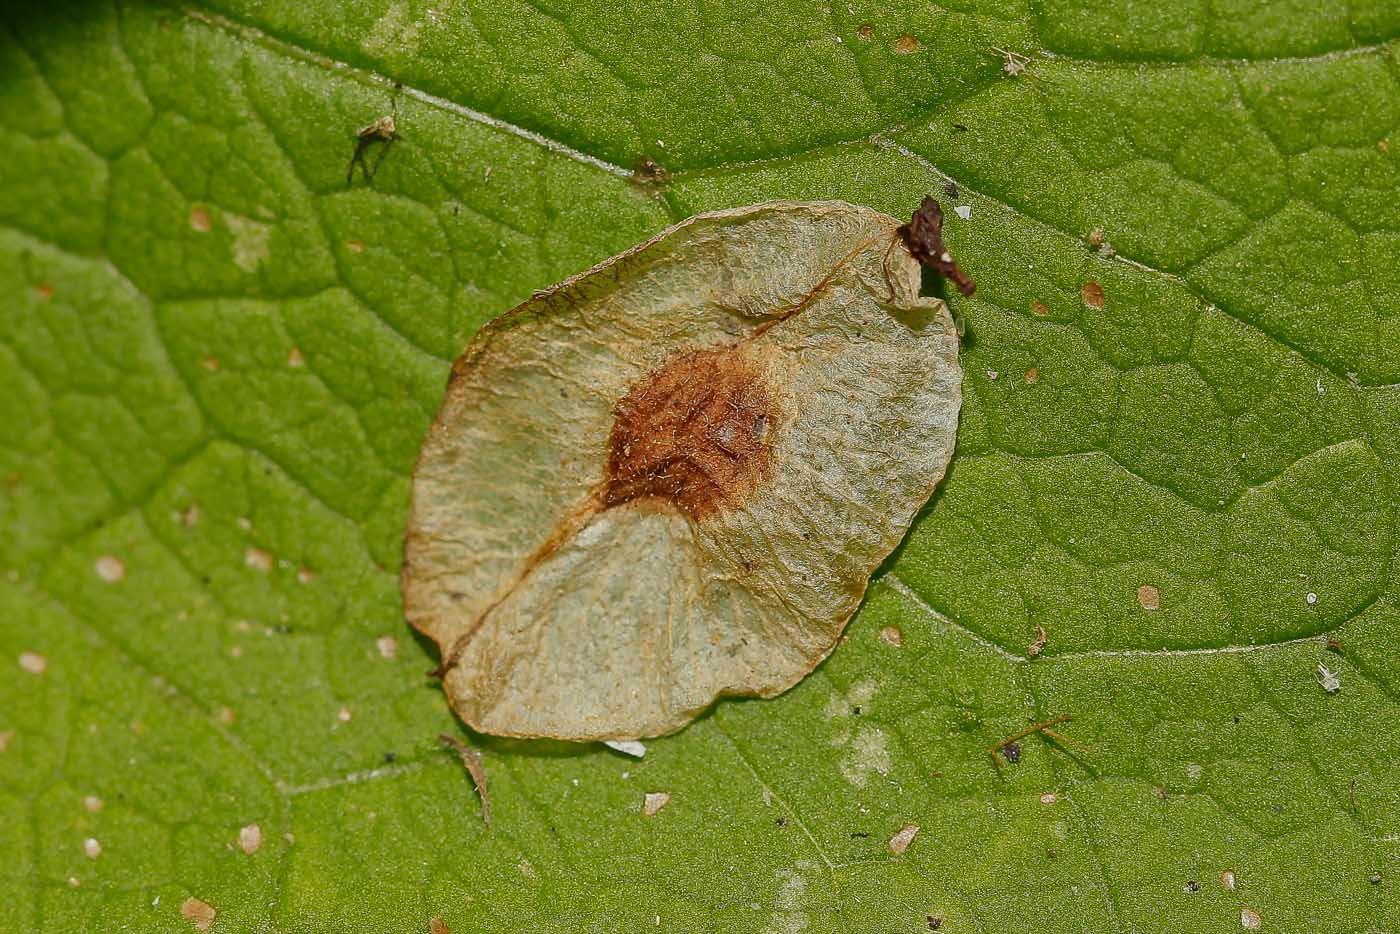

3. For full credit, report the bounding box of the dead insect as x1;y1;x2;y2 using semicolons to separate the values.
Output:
347;113;399;186
896;195;976;297
1027;624;1048;658
630;157;670;188
991;46;1036;78
1001;740;1022;764
438;733;490;825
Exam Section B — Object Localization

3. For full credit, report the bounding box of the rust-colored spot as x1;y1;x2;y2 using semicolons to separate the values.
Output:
180;897;217;931
892;35;919;54
1081;281;1104;310
429;919;451;934
189;206;212;233
856;23;873;40
1137;584;1160;611
1031;300;1048;317
1024;367;1039;384
604;345;775;520
35;283;53;301
345;239;365;254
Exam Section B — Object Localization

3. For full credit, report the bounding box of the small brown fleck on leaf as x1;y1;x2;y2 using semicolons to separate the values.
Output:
218;707;236;727
897;195;976;297
1032;300;1048;316
83;795;103;812
189;206;212;233
1137;584;1160;611
429;919;451;934
201;356;220;372
345;239;365;254
1153;786;1169;801
439;734;490;825
181;503;200;527
878;626;903;647
244;548;274;572
888;823;919;854
181;897;217;931
18;651;47;675
1326;636;1342;653
1027;624;1047;657
1024;367;1039;384
35;283;54;301
630;157;670;187
287;347;305;368
238;823;262;854
642;791;671;816
1221;869;1236;890
1087;227;1104;248
1040;792;1057;805
1240;907;1261;930
1379;138;1390;153
892;35;919;54
856;23;873;40
0;731;14;753
1081;281;1105;310
95;555;125;583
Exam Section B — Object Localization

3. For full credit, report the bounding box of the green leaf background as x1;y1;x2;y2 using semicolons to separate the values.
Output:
2;1;1399;931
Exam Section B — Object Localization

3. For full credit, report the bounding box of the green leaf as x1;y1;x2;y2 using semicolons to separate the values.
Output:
2;1;1397;931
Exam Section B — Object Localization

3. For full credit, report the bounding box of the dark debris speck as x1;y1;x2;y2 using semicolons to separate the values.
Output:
1001;740;1021;764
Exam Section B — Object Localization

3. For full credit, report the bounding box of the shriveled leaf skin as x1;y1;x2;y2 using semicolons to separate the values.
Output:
403;200;961;740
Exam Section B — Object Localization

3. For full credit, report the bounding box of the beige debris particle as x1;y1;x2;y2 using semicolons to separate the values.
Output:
95;555;126;582
287;347;305;368
67;876;80;887
228;645;244;659
35;283;54;301
888;823;919;854
296;566;315;584
1024;367;1039;384
376;636;399;659
238;823;263;854
181;504;200;527
201;356;220;372
429;919;450;934
82;837;101;859
345;239;365;254
337;706;353;723
0;730;13;753
83;795;103;812
244;548;274;571
180;897;217;931
236;517;253;531
18;652;47;675
1137;584;1160;611
1221;869;1236;890
1081;281;1105;310
1040;792;1057;805
892;35;919;54
642;791;671;816
856;23;873;40
1240;907;1261;930
878;625;903;647
1028;624;1047;657
1032;300;1048;316
189;206;212;233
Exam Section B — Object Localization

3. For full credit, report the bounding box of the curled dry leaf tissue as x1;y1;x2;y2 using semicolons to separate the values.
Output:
402;200;964;740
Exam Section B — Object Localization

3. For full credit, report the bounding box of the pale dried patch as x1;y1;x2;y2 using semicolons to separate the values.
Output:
604;739;646;758
363;1;421;55
18;652;47;675
189;206;212;233
1137;584;1160;611
429;919;450;934
297;566;315;584
35;283;54;301
1081;281;1105;309
839;726;891;787
287;347;305;368
83;795;103;812
1221;869;1236;890
642;791;671;816
95;555;126;583
238;823;262;854
888;823;919;854
181;897;217;931
878;625;903;647
763;868;809;934
225;214;272;273
376;636;398;659
1240;908;1261;930
83;837;101;859
892;35;919;54
1024;367;1039;384
244;548;274;572
337;706;353;723
1040;792;1057;805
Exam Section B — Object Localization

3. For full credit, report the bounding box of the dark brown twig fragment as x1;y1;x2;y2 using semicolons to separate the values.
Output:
439;733;490;825
987;714;1088;772
897;196;976;297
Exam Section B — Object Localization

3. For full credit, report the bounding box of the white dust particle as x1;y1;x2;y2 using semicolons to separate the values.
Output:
1186;763;1203;781
19;652;47;675
1241;907;1261;930
1221;869;1236;890
83;795;103;812
604;739;646;758
180;896;217;931
225;214;272;273
1040;792;1058;805
244;548;274;572
337;706;353;723
376;636;399;659
236;517;253;531
429;919;450;934
954;205;972;220
67;876;80;887
95;555;126;583
642;792;671;816
838;727;891;787
888;823;920;855
1317;663;1341;693
878;626;903;647
1137;584;1161;611
217;706;236;725
1306;592;1318;605
82;838;101;859
238;823;263;854
287;347;305;368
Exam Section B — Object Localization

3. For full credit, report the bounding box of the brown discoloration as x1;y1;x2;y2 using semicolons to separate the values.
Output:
893;35;919;54
897;196;975;297
189;206;212;233
35;283;53;301
439;733;490;825
1028;624;1047;657
1024;367;1039;384
856;23;873;40
605;346;775;521
1032;300;1048;317
630;157;670;187
1137;584;1160;611
1082;281;1105;309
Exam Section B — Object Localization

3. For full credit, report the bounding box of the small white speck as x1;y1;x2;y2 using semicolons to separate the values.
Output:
95;555;126;582
603;739;646;758
986;369;999;380
238;823;263;854
1318;663;1341;693
1315;378;1325;396
621;771;630;779
954;205;972;220
244;548;274;572
1306;592;1318;605
236;517;253;531
376;636;398;659
1040;792;1057;805
1186;763;1203;781
643;791;671;816
82;838;101;859
1241;907;1261;930
656;139;666;148
83;795;103;812
570;777;580;787
889;823;920;854
336;706;352;723
18;652;47;675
